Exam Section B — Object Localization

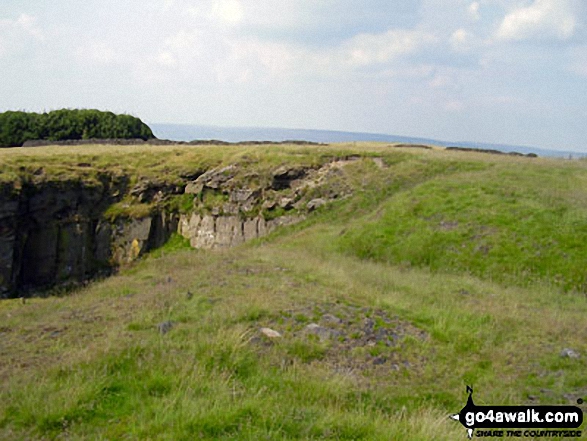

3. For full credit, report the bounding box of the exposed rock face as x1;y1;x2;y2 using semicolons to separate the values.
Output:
175;158;355;249
0;178;178;298
178;213;304;249
0;191;19;297
0;157;355;297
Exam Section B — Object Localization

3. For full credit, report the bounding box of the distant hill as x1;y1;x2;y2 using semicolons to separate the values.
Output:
151;123;586;158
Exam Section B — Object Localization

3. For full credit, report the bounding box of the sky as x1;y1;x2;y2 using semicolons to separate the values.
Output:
0;0;586;151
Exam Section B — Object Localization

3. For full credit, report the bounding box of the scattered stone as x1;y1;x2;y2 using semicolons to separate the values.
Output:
304;323;336;340
157;321;174;335
363;318;375;333
307;198;326;211
372;356;387;366
193;165;236;190
130;179;182;203
230;189;257;203
439;220;459;231
262;200;277;210
260;327;282;338
253;303;428;379
184;181;203;195
375;328;395;345
560;348;580;359
320;313;342;325
279;197;294;209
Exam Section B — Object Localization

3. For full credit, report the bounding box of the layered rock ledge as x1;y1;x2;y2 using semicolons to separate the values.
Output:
0;156;357;298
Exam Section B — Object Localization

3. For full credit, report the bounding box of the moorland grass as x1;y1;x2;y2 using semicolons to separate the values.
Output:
338;154;587;293
0;143;585;440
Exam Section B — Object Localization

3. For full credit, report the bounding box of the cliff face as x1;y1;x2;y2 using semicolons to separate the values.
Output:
0;174;178;297
0;157;355;298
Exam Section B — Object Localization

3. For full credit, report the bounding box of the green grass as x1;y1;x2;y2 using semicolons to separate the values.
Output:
339;159;587;293
147;233;192;259
103;198;156;220
0;143;586;440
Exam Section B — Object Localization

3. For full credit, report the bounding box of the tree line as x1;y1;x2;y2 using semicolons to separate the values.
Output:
0;109;155;147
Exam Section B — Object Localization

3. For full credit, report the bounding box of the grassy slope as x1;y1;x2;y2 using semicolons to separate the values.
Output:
1;144;586;440
340;154;587;292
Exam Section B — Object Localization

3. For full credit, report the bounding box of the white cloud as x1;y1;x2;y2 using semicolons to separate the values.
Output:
0;13;44;58
15;13;44;40
450;28;472;52
77;41;119;65
2;2;585;151
162;0;175;12
213;38;301;83
210;0;244;25
164;29;205;58
342;29;436;67
468;2;481;21
0;13;44;41
155;51;177;67
136;18;437;89
429;74;453;89
495;0;577;41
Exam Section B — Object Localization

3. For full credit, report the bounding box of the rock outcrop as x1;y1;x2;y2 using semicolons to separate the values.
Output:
0;176;179;297
0;157;355;297
175;157;355;249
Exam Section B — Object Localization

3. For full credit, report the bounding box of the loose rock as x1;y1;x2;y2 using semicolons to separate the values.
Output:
560;348;580;359
157;321;174;335
305;323;336;340
307;198;326;211
320;313;342;325
260;327;282;338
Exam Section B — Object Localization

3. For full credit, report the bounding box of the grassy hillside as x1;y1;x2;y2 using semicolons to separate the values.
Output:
1;143;586;440
339;156;587;293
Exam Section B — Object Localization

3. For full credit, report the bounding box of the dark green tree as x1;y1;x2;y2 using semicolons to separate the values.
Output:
0;109;155;147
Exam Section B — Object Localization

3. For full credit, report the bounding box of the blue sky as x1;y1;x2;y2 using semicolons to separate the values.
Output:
1;0;586;151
